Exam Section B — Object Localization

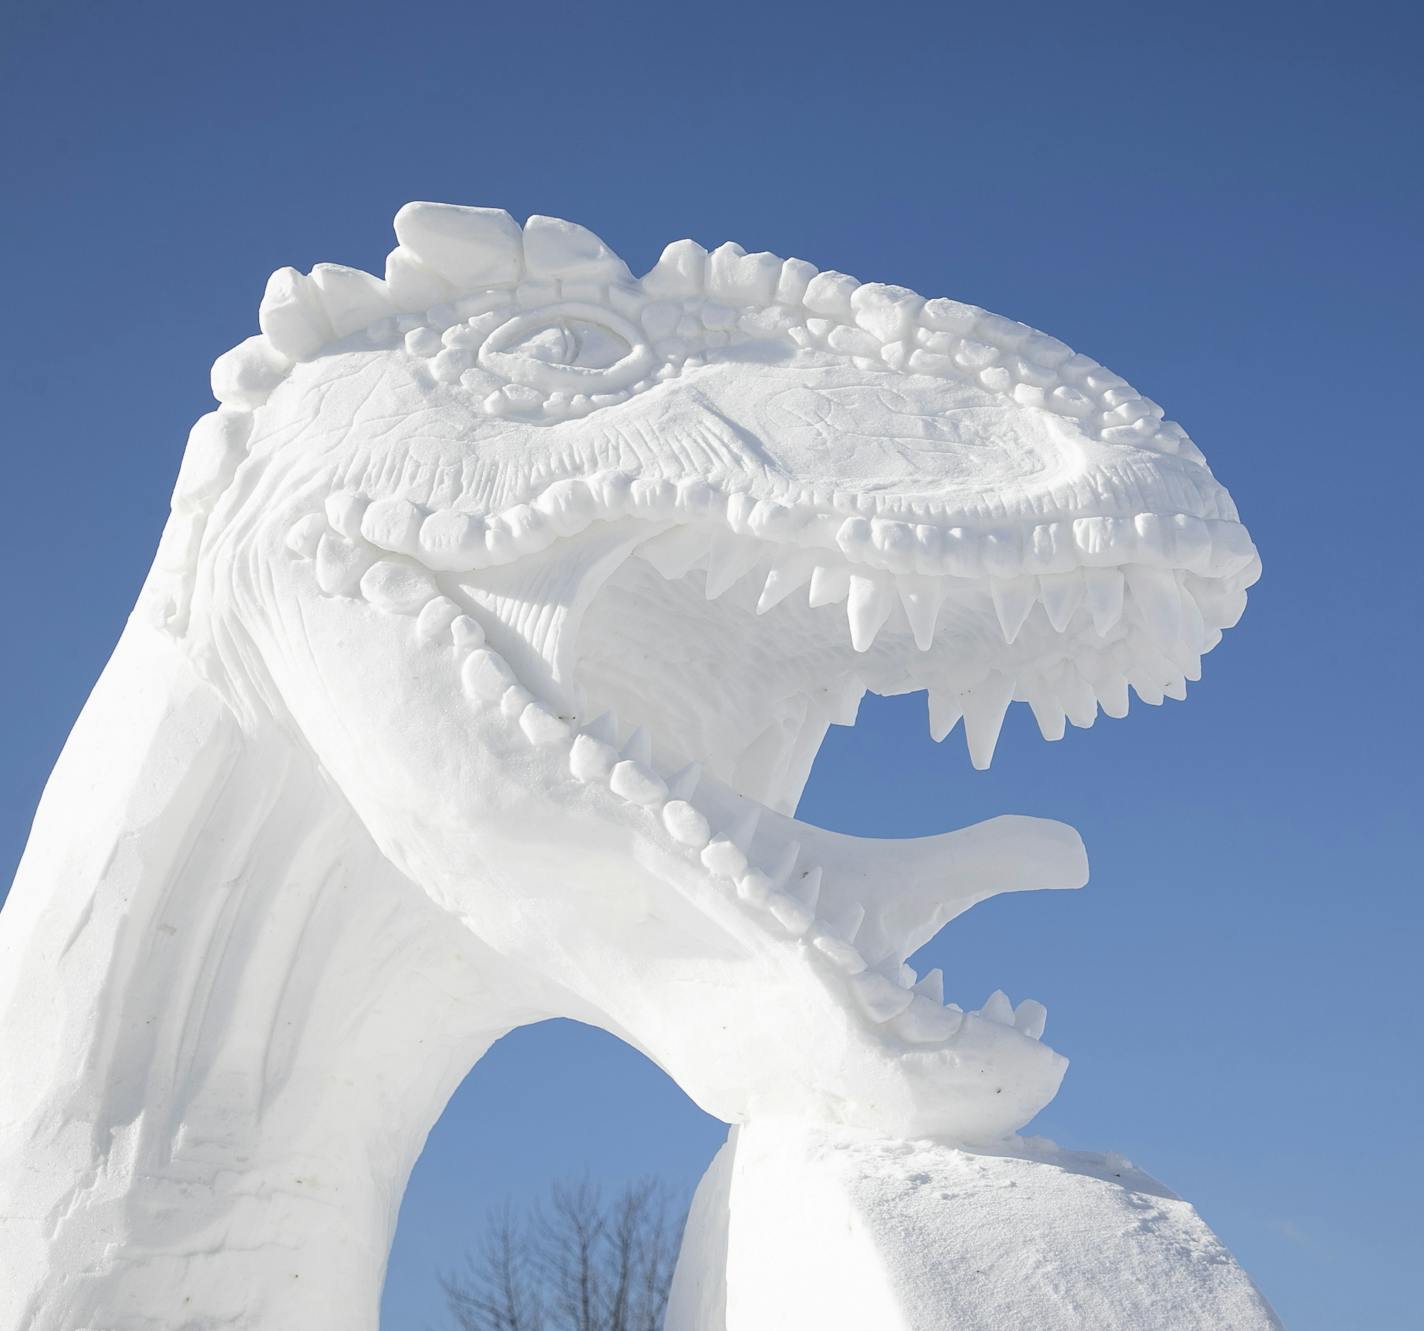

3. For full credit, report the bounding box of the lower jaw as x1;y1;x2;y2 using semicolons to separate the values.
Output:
363;711;1071;1143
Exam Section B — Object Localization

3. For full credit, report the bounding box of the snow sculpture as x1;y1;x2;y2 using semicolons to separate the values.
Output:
0;204;1276;1329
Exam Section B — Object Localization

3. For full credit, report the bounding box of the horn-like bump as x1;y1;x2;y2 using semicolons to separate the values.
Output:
392;201;523;288
523;214;629;282
850;283;924;343
210;335;292;410
308;263;393;339
707;242;782;305
259;267;333;360
640;238;707;297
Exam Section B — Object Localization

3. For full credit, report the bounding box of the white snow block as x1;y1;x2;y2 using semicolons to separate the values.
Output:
667;1120;1283;1331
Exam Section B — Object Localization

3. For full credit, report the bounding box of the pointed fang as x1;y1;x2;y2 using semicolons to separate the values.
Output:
928;689;963;743
962;673;1014;770
990;576;1036;644
847;574;895;652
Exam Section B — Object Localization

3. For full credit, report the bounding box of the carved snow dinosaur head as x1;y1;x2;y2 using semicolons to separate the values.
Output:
151;203;1259;1142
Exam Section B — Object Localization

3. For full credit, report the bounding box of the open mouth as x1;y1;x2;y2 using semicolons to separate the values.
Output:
288;465;1259;1057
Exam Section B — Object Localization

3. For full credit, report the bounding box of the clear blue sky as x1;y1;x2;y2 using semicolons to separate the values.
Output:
2;2;1419;1328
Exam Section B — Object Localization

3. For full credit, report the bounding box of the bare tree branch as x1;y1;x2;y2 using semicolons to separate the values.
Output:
439;1178;685;1331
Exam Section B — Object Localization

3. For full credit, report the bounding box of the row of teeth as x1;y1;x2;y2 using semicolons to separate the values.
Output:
287;516;1047;1050
313;474;1258;589
291;482;1252;770
207;203;1200;467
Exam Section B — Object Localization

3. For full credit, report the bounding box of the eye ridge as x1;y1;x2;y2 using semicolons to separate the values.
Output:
479;301;654;393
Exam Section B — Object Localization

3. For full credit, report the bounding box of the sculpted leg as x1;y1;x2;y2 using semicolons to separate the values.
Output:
0;626;542;1329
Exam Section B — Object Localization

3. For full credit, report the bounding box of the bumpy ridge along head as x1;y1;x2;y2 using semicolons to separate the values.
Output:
160;201;1257;635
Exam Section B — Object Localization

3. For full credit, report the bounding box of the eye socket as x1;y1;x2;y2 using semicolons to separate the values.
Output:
479;302;653;394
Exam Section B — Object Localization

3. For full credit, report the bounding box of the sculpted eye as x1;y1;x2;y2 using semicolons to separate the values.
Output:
479;302;654;394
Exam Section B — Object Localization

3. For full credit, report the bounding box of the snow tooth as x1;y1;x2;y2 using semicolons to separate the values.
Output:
897;576;945;651
450;615;485;651
285;513;326;559
610;760;668;807
846;574;895;652
314;533;375;597
790;864;822;912
639;526;708;580
823;677;865;727
324;492;368;541
1096;673;1131;719
961;674;1014;770
1124;565;1182;646
585;712;620;745
359;560;437;615
701;836;749;880
767;840;801;890
811;933;867;974
822;900;866;945
1083;567;1125;635
1014;998;1048;1040
1180;586;1208;652
416;596;462;644
520;704;572;746
726;805;761;852
756;550;817;614
568;734;615;783
808;564;851;608
668;762;702;800
928;689;962;743
499;685;533;719
1127;668;1166;707
850;971;915;1023
1058;668;1098;728
767;890;813;937
622;726;653;766
461;649;516;702
990;575;1037;644
981;989;1015;1025
1039;570;1085;633
420;510;486;571
1024;686;1067;742
703;532;762;599
893;995;965;1043
361;497;425;556
734;867;772;906
663;799;711;849
914;968;945;1004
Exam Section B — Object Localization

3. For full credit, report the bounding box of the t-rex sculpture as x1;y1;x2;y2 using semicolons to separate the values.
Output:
0;203;1276;1328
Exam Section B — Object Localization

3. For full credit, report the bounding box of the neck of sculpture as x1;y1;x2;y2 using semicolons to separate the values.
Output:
0;616;542;1328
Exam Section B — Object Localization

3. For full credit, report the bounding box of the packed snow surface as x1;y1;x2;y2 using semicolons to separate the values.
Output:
669;1121;1284;1331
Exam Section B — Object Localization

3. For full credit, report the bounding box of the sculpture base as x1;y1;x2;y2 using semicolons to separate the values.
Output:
667;1120;1282;1331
